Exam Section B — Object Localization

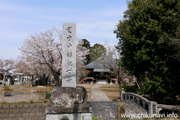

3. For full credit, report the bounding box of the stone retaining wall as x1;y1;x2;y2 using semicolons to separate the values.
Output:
0;103;48;120
90;101;120;120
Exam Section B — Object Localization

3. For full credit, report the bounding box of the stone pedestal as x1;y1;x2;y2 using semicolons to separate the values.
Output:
45;86;92;120
46;113;92;120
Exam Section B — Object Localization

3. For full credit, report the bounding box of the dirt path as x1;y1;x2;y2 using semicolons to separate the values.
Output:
99;84;120;101
91;84;110;101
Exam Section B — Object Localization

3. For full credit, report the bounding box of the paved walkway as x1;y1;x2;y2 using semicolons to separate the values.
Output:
91;84;110;101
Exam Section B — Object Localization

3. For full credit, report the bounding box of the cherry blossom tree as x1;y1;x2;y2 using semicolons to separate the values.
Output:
0;59;15;72
0;58;15;85
14;57;32;75
14;56;53;85
20;28;88;86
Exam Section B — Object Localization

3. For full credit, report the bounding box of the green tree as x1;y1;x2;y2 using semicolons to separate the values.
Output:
81;39;91;64
115;0;180;103
90;43;106;62
169;26;180;62
81;39;106;64
82;39;91;49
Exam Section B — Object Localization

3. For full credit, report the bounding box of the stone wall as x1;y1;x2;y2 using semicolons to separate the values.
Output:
0;102;119;120
0;102;179;120
0;103;48;120
90;101;119;120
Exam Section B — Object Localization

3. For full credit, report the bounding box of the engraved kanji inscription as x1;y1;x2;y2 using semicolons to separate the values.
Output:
66;76;72;83
67;35;72;41
67;42;72;48
67;60;73;66
66;67;73;73
67;52;72;57
66;27;72;33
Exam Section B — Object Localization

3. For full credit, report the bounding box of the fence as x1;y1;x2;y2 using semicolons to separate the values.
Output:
0;89;51;103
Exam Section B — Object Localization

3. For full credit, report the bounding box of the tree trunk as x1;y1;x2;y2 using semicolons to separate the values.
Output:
135;77;141;90
54;75;61;86
117;71;121;88
2;72;6;86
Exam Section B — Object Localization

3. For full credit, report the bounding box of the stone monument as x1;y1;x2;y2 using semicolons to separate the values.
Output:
45;23;92;120
62;23;76;88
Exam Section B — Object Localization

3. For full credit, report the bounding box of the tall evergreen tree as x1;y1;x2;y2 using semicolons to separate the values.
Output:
90;43;106;63
115;0;180;103
81;39;91;64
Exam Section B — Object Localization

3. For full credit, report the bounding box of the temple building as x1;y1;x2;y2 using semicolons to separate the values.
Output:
80;57;118;84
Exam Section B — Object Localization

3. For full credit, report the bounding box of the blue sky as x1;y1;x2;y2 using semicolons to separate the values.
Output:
0;0;128;59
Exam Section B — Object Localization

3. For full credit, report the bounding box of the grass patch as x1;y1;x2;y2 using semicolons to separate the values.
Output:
92;116;99;120
14;101;29;104
1;101;8;104
0;100;50;104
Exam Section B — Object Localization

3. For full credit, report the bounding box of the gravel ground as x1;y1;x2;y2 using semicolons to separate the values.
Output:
0;90;50;102
0;84;120;102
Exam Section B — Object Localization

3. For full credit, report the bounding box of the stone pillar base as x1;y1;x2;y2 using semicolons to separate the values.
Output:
45;103;92;120
46;113;92;120
46;86;92;120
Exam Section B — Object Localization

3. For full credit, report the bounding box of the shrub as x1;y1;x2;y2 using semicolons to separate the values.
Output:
122;82;138;93
3;86;14;96
48;87;53;91
45;92;51;99
124;85;137;92
39;91;51;100
112;99;118;101
30;100;34;103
